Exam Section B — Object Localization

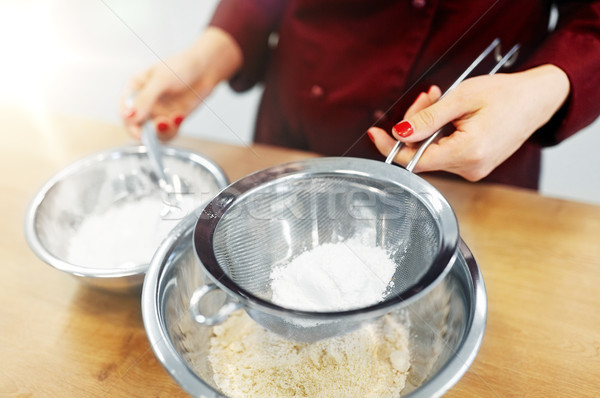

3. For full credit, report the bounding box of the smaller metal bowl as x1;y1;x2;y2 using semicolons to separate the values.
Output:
24;145;228;294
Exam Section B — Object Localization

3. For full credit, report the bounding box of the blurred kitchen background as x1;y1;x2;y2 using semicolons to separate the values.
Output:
1;0;599;205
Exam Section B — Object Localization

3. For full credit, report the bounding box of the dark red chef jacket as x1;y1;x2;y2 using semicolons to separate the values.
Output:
210;0;600;189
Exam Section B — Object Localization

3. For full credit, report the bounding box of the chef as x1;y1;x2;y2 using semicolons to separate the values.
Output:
121;0;600;189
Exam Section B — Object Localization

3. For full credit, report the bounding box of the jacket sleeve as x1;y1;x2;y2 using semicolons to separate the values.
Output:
209;0;287;92
523;1;600;146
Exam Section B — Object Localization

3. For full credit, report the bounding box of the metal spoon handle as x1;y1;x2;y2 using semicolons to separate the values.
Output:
141;123;172;192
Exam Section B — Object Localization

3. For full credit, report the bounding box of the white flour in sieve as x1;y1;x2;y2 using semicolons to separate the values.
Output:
270;238;396;311
66;195;194;269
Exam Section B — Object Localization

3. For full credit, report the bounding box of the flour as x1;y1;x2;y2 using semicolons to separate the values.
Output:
270;238;396;311
207;310;411;398
66;195;195;269
205;238;411;397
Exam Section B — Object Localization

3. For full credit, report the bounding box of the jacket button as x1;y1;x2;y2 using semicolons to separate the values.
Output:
373;109;387;122
412;0;426;8
310;85;324;98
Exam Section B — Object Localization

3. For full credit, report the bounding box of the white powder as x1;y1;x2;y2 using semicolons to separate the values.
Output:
66;195;194;269
270;238;396;311
208;310;411;398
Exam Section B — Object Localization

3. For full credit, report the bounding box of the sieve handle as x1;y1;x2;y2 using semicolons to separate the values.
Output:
385;38;521;172
189;283;243;326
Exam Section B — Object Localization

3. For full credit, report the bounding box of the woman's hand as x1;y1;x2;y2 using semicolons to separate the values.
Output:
120;27;243;140
368;64;570;181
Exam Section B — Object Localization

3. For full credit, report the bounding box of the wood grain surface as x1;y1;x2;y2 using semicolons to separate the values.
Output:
1;106;598;397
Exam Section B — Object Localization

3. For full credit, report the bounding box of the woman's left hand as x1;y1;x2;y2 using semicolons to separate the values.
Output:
368;64;570;181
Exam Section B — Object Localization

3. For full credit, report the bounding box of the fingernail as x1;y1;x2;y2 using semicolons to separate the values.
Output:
392;120;414;138
367;129;375;143
173;115;184;126
123;109;136;119
156;122;169;133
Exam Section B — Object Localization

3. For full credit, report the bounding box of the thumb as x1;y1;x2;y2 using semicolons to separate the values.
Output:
391;94;462;143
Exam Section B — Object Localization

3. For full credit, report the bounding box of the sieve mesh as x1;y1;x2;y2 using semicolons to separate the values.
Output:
212;174;440;303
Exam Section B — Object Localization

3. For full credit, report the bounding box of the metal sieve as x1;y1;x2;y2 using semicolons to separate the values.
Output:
192;157;459;342
190;38;517;342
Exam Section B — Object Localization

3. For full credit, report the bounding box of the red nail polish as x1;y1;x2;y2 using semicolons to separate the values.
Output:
157;122;169;133
173;115;184;126
367;130;375;143
392;120;414;138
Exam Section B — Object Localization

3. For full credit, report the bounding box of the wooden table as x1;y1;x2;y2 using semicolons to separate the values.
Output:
1;105;599;397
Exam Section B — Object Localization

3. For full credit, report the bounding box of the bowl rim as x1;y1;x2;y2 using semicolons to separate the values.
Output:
23;144;229;280
142;208;487;398
404;239;487;398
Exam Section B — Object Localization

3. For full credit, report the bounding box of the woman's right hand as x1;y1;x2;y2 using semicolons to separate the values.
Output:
120;27;243;140
368;65;570;182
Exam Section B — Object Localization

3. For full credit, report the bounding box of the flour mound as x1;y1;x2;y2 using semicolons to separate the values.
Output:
270;239;396;311
66;195;194;268
208;311;411;398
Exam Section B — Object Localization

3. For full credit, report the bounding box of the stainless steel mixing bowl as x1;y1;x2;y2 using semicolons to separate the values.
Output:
24;145;229;294
142;210;487;397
